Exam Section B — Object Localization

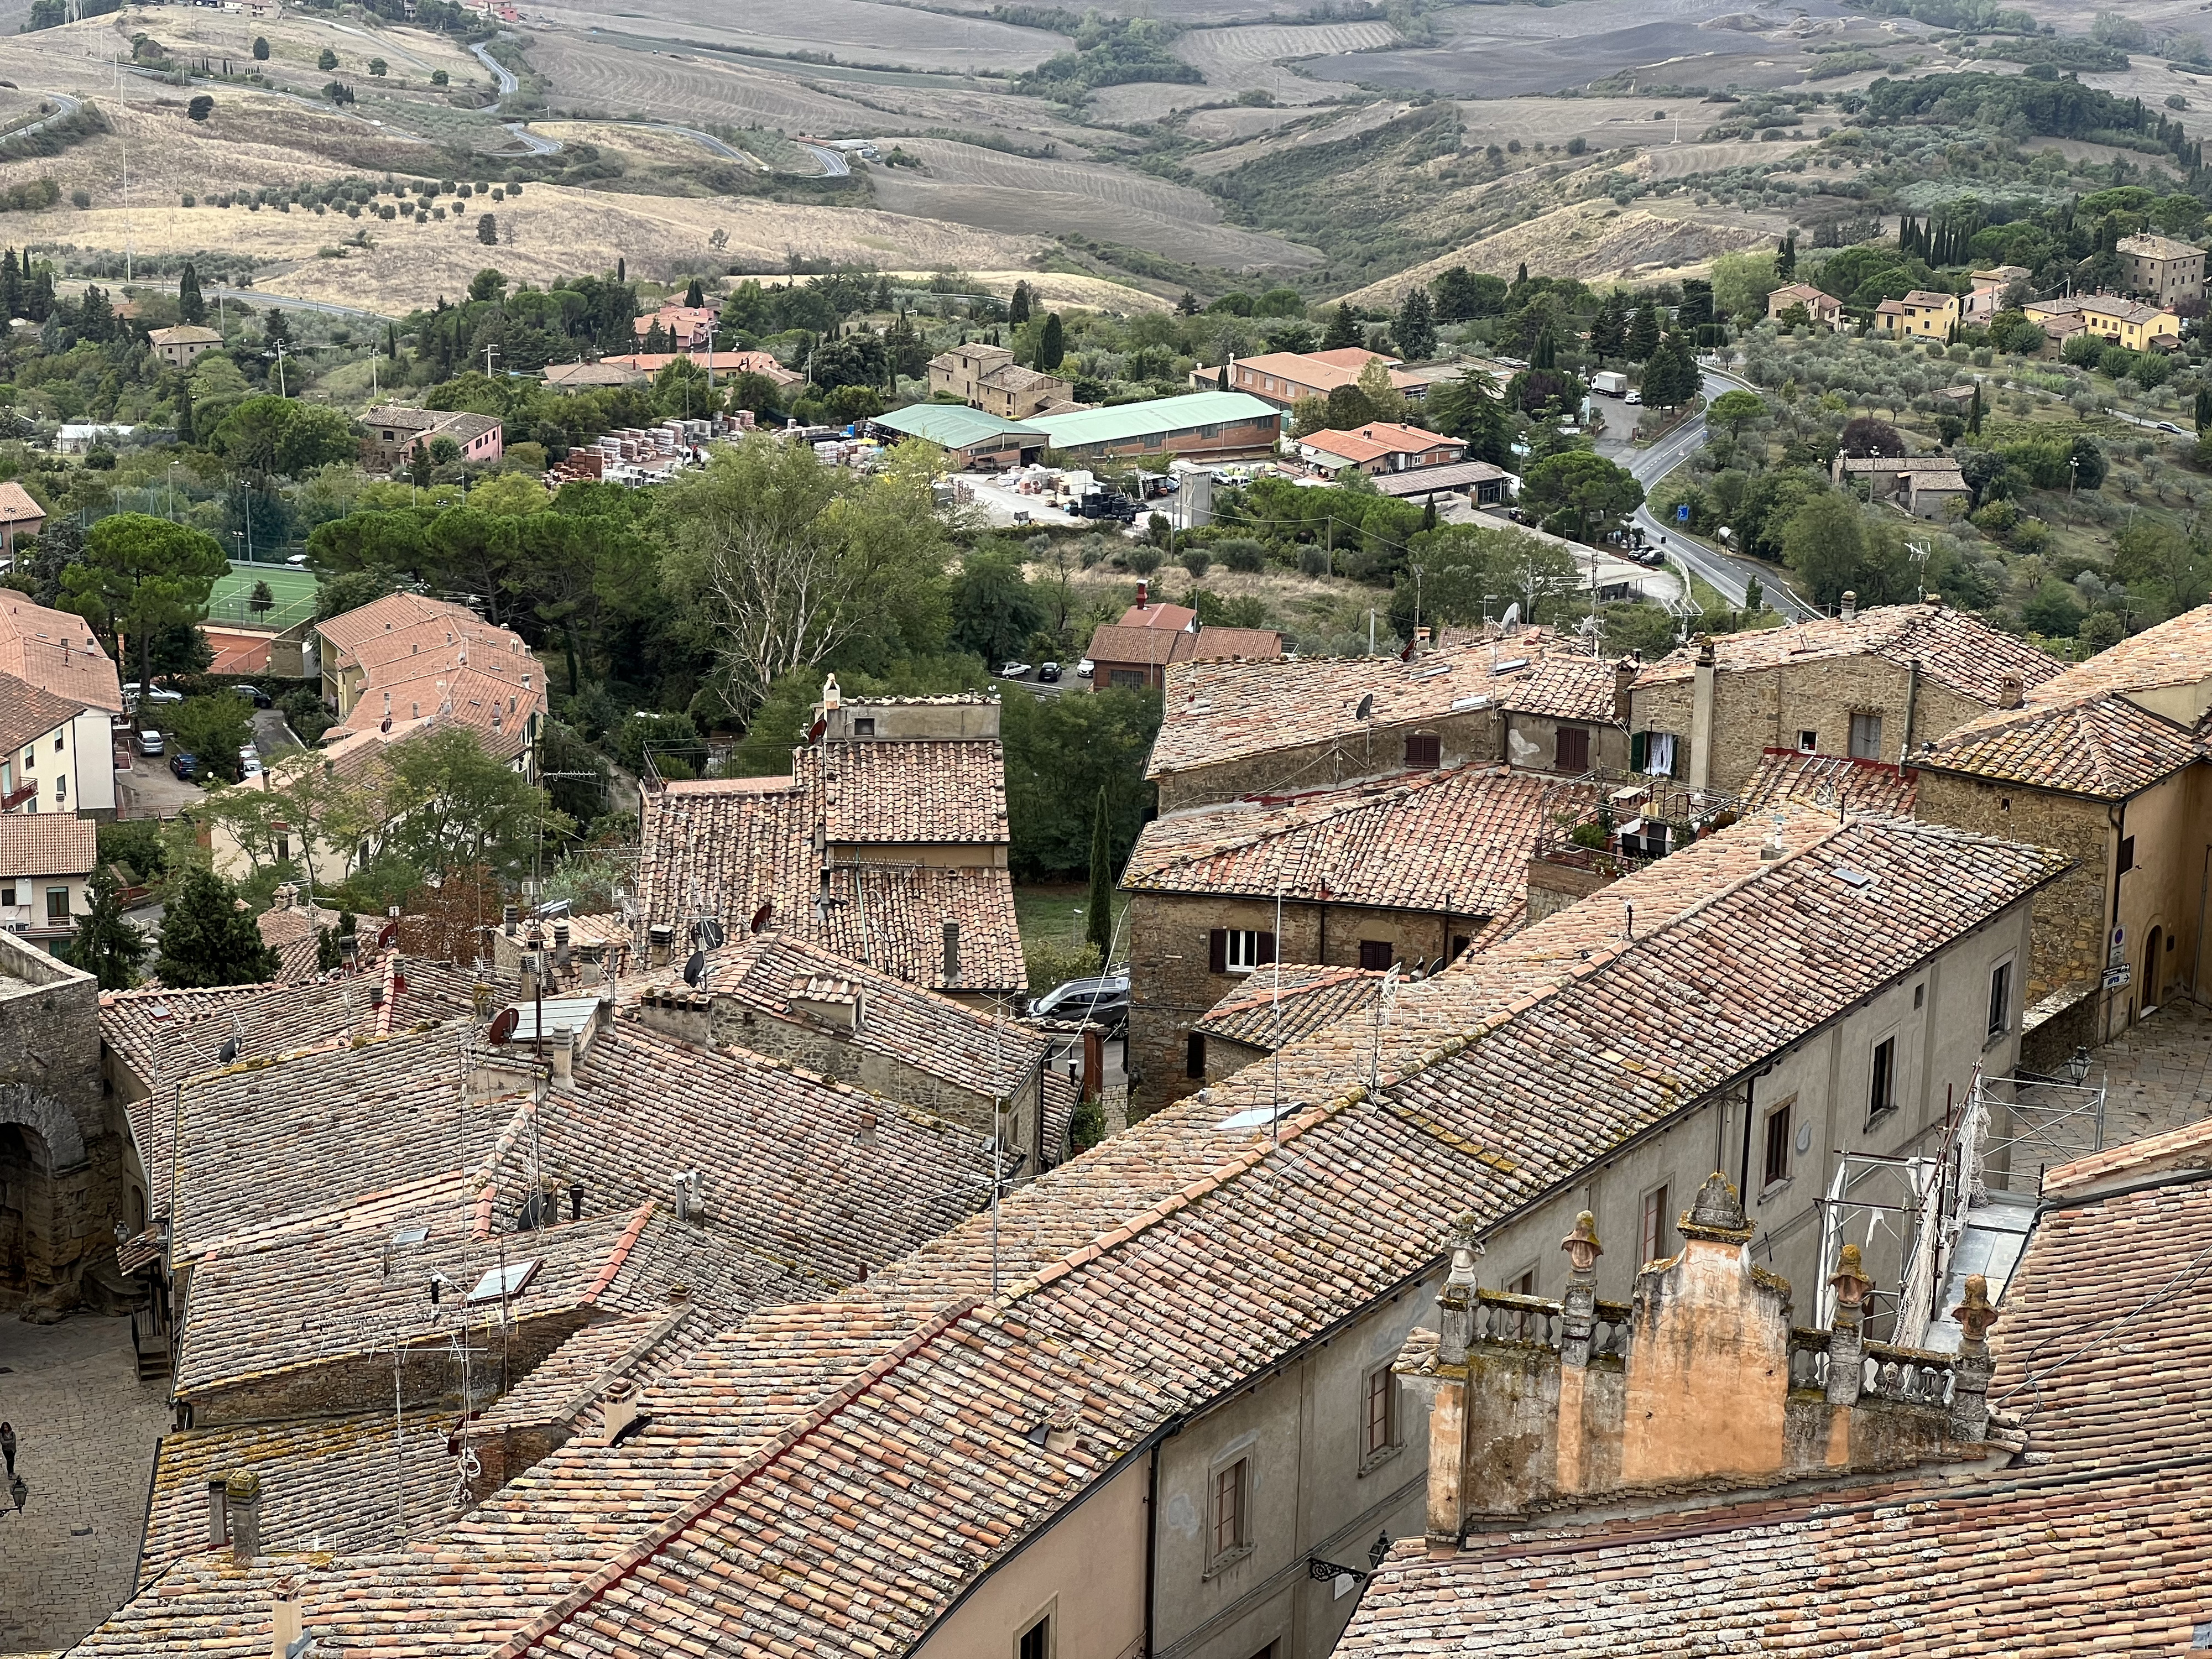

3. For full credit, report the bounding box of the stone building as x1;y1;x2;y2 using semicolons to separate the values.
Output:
359;405;504;473
1334;1118;2212;1658
1149;630;1630;814
635;684;1026;1007
1912;602;2212;1050
146;324;223;368
1121;764;1586;1112
1627;599;2063;797
0;927;110;1314
924;342;1073;420
2117;231;2205;307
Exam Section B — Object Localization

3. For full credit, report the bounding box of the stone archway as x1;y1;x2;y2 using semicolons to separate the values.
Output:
0;1120;50;1297
0;1083;85;1171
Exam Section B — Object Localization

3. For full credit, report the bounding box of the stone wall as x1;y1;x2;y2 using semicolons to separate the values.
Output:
0;933;117;1312
1155;709;1504;815
1126;891;1484;1114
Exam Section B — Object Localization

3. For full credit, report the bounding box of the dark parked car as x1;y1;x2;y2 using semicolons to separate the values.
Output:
228;684;274;708
1028;972;1131;1027
1038;661;1063;682
169;752;198;780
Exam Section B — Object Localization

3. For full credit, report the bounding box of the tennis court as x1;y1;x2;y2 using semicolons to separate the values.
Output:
207;562;319;629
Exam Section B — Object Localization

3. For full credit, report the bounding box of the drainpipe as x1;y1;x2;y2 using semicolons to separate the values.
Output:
2105;796;2129;1039
1142;1441;1162;1659
1900;655;1921;758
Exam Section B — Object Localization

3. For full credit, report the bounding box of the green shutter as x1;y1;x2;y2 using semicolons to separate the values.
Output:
1630;731;1647;771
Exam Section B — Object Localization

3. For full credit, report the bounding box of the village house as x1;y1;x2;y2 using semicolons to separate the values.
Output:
359;404;504;473
1832;452;1970;519
1084;584;1282;691
1763;281;1844;329
539;359;649;392
925;341;1075;420
1911;602;2212;1050
598;347;802;387
635;683;1026;1008
0;928;108;1314
1147;630;1631;813
1031;390;1283;463
66;802;2073;1659
0;591;124;817
0;479;41;557
1121;763;1587;1112
1296;421;1465;476
1963;262;2031;322
1626;597;2064;796
872;403;1046;469
0;810;96;946
631;301;717;350
1228;346;1425;410
145;324;224;368
1872;289;1960;338
2116;231;2205;306
1333;1117;2212;1659
1368;458;1515;507
2025;293;2182;354
1187;961;1386;1083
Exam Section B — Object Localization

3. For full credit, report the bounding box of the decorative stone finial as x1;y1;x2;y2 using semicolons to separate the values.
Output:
224;1469;261;1503
1560;1211;1603;1275
1444;1213;1484;1283
1828;1242;1875;1311
1675;1172;1754;1244
1951;1274;2000;1345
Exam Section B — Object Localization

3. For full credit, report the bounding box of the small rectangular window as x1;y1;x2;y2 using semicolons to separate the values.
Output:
1186;1031;1206;1079
1404;731;1440;769
1988;961;2011;1039
1;885;15;906
1358;940;1393;971
1764;1103;1792;1188
53;732;63;752
1217;929;1273;974
1641;1184;1670;1264
1869;1036;1896;1120
1849;712;1883;760
45;885;68;923
1555;726;1590;773
1018;1614;1051;1659
1211;1458;1247;1562
1798;729;1818;752
1363;1364;1397;1459
2117;836;2135;875
853;717;875;737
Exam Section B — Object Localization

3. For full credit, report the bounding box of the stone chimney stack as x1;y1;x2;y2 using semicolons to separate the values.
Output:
1612;657;1637;724
648;923;674;968
206;1475;229;1550
1997;671;2025;710
226;1470;263;1564
1840;589;1858;622
942;921;961;986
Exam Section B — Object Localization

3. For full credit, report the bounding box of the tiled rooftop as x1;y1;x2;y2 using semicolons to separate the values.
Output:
1149;634;1609;779
1738;747;1919;815
1124;764;1584;915
702;931;1047;1100
802;739;1008;846
0;667;87;754
1193;962;1386;1050
0;591;122;713
1634;601;2063;707
1334;1150;2212;1657
0;809;97;877
1920;692;2200;796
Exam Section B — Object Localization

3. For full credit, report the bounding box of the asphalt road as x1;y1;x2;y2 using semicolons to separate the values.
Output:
67;273;395;325
1624;368;1821;622
471;40;519;101
798;143;851;178
9;91;81;139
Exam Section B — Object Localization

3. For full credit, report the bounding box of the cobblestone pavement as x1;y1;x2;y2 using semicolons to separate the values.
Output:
0;1312;170;1653
2092;998;2212;1149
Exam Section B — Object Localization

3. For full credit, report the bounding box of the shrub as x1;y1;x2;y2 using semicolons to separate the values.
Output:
1179;549;1211;578
181;193;194;206
69;188;89;208
187;93;212;121
1298;545;1329;577
1218;537;1267;572
430;68;448;85
1126;546;1162;575
2100;346;2137;379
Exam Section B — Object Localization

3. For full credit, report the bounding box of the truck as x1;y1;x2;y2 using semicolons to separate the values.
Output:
1591;371;1630;397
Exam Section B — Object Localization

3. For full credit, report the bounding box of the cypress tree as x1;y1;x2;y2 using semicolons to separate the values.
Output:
178;261;205;324
2195;385;2212;434
684;274;703;307
1008;280;1032;325
1968;379;1983;436
175;384;194;445
1037;311;1064;372
1086;789;1114;968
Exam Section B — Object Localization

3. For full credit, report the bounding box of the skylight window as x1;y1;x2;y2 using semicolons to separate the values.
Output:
1832;867;1876;889
1216;1103;1293;1132
1490;658;1529;675
466;1260;540;1303
1449;694;1490;712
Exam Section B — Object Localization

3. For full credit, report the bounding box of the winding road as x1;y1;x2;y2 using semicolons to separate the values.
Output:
6;90;81;141
797;142;851;178
1626;367;1820;623
470;39;562;153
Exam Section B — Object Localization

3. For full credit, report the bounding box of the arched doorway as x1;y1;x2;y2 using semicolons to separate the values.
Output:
2145;925;2164;1014
0;1121;51;1300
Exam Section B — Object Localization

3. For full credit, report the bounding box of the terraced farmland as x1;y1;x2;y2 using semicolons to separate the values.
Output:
528;0;1070;75
1176;20;1396;102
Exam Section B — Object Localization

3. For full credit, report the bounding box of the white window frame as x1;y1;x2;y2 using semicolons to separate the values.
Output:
1987;957;2014;1042
1224;929;1265;974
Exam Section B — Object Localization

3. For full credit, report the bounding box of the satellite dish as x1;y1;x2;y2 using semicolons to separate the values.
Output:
1354;692;1375;721
807;716;827;743
376;920;398;950
488;1006;519;1045
380;715;393;733
1500;602;1521;629
749;901;774;935
693;917;725;951
218;1037;239;1064
682;950;707;988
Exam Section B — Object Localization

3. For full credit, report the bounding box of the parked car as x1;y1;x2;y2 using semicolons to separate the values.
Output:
229;684;274;708
285;553;309;567
134;729;165;757
2157;420;2184;434
1038;661;1063;682
1028;972;1131;1026
124;682;183;706
998;661;1033;680
168;752;195;780
1077;658;1094;679
1624;391;1644;406
239;746;264;778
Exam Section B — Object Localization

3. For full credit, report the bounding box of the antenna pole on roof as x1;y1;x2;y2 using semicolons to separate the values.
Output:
1271;877;1284;1146
392;1331;407;1542
991;992;1004;1298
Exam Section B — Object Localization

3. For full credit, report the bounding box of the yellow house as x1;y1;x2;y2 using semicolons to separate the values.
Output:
1872;289;1960;339
2023;294;2181;353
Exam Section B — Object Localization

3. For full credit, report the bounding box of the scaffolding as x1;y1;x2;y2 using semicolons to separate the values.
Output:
1814;1062;2106;1348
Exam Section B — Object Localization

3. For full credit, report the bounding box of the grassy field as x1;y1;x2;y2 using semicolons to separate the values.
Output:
208;562;317;629
1015;881;1128;980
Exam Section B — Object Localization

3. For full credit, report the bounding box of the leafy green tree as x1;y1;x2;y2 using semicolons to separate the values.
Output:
251;34;269;59
952;546;1046;664
67;868;148;990
1422;371;1513;465
379;726;572;883
2070;434;2107;491
315;925;342;973
317;46;338;69
1431;267;1506;322
170;695;254;782
210;397;358;476
58;513;228;695
1086;787;1114;966
1625;303;1661;362
1709;388;1767;441
999;686;1160;879
157;867;281;988
478;213;498;246
1781;491;1902;608
368;56;387;76
1520;450;1645;545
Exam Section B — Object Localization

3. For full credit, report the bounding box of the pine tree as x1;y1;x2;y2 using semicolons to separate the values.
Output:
1322;303;1360;350
684;275;703;307
1626;302;1661;362
178;261;205;325
1177;289;1199;315
1086;789;1114;968
154;867;280;988
1395;287;1436;360
1589;291;1627;361
264;306;291;347
66;868;147;991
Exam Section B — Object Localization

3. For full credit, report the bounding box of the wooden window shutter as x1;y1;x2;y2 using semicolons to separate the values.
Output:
1256;931;1276;966
1208;928;1228;973
1629;730;1647;771
1670;738;1688;780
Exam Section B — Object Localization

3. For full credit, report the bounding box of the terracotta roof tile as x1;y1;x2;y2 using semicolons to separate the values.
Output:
1921;692;2198;796
0;591;122;712
1739;747;1919;815
0;668;86;754
0;809;96;877
1193;962;1386;1049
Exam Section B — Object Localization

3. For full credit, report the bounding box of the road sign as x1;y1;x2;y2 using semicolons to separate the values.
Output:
2103;964;2132;990
1676;504;1690;523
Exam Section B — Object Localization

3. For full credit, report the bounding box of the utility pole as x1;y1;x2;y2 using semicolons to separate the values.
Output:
484;342;500;379
270;341;288;398
702;319;716;401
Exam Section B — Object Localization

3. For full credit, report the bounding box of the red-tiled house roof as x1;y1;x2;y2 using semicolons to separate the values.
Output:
0;591;121;712
1739;747;1920;815
1193;961;1386;1051
0;809;96;877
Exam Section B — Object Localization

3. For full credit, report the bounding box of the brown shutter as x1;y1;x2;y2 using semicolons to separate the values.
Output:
1256;931;1276;966
1209;928;1228;973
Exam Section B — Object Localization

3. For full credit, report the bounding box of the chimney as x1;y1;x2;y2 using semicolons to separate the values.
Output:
551;1029;575;1087
674;1170;700;1225
856;1110;878;1144
1997;671;2025;710
648;923;675;968
942;921;961;985
503;904;519;938
552;920;571;968
226;1470;263;1563
1840;589;1858;621
568;1181;583;1222
270;1590;302;1659
206;1475;228;1550
368;981;385;1011
1688;636;1717;790
1612;656;1637;723
519;952;542;1001
1136;577;1149;610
